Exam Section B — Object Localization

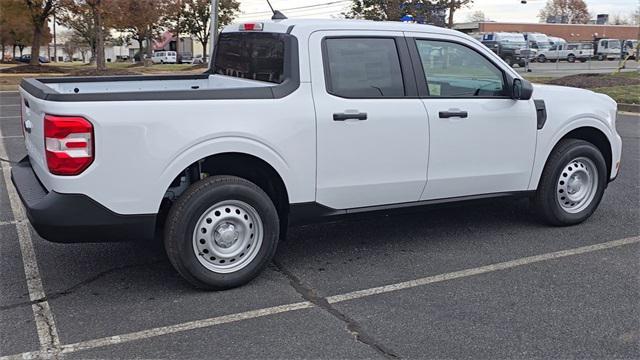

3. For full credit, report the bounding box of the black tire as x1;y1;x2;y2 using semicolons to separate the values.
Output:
533;139;607;226
579;58;587;63
504;56;514;67
567;54;576;63
537;55;547;63
165;175;280;290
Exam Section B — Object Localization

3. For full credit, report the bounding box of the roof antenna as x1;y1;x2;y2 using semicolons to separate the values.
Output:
266;0;287;20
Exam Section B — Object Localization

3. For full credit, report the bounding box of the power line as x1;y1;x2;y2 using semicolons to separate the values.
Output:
240;0;350;16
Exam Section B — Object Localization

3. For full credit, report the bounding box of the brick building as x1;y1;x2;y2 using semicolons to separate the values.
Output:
454;22;639;42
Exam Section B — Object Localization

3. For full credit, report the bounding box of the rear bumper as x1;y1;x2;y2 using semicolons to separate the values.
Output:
10;157;156;243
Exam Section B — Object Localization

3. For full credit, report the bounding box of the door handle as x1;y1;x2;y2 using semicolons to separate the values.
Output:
333;112;368;121
439;111;468;119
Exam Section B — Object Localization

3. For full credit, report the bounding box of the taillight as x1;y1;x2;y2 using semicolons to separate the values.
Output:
44;115;94;176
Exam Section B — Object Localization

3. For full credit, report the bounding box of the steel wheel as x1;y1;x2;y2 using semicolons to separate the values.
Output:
556;157;598;214
192;200;263;274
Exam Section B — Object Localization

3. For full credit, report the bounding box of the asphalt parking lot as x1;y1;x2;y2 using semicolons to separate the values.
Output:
0;90;638;359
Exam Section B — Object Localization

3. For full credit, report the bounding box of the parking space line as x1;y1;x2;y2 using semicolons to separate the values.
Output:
0;220;18;226
2;235;636;359
0;128;61;356
0;105;19;107
60;301;314;354
0;136;23;139
0;116;19;119
326;236;640;304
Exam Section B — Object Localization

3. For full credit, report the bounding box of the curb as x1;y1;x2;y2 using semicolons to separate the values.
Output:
618;103;640;114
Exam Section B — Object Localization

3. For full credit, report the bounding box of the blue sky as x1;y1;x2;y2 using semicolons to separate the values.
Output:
237;0;639;23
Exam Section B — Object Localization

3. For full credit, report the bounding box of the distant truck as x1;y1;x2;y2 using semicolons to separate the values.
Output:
536;37;567;62
525;33;553;56
623;39;638;59
480;32;531;67
594;38;622;60
537;38;591;63
566;43;594;62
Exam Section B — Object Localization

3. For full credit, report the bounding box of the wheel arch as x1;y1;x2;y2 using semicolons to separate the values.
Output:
530;124;613;190
156;138;293;230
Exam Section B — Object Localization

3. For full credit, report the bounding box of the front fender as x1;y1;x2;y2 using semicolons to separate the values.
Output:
528;116;619;190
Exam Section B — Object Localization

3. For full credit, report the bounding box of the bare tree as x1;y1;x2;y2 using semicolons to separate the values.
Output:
110;0;174;65
443;0;473;28
609;13;629;25
24;0;59;65
180;0;240;62
466;10;486;22
538;0;590;24
344;0;450;26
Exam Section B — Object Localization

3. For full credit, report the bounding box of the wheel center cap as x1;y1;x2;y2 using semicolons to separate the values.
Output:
214;223;239;249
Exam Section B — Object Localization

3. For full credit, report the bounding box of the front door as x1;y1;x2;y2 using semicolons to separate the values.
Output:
309;31;430;209
405;34;537;200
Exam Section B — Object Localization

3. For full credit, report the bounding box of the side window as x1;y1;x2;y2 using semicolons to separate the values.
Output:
324;38;405;98
415;39;506;97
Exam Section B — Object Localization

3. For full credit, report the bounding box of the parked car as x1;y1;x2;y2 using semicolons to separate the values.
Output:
151;51;177;64
178;52;193;64
191;54;205;65
566;43;594;62
480;32;532;67
14;19;622;290
15;54;50;64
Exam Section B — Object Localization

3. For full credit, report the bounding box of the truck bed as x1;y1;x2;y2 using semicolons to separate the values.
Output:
20;73;296;102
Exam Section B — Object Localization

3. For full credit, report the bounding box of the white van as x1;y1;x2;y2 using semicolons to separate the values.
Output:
151;51;177;64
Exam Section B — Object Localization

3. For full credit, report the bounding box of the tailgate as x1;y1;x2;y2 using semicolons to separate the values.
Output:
19;90;48;185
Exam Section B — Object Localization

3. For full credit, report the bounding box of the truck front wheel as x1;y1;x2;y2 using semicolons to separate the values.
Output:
165;175;280;290
533;139;607;226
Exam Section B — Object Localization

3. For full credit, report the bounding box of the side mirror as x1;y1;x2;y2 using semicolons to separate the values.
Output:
512;78;533;100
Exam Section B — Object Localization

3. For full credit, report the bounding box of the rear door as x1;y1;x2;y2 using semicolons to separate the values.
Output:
405;33;536;200
309;31;429;209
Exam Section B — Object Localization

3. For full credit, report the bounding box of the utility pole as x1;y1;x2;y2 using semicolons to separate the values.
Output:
210;0;218;64
53;11;57;62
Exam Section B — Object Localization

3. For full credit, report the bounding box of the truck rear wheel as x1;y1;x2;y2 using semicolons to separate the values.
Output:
533;139;607;226
165;175;280;290
567;54;576;63
537;54;547;63
504;56;514;67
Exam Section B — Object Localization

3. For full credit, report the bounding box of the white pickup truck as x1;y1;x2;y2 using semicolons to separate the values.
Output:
12;19;622;290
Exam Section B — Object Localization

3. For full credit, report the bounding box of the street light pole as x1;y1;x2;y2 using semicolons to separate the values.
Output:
53;11;57;62
209;0;219;64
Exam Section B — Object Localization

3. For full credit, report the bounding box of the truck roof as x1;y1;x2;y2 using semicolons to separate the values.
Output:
222;18;462;37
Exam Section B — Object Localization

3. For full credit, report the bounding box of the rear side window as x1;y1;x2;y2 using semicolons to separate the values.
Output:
213;32;286;84
323;38;405;98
